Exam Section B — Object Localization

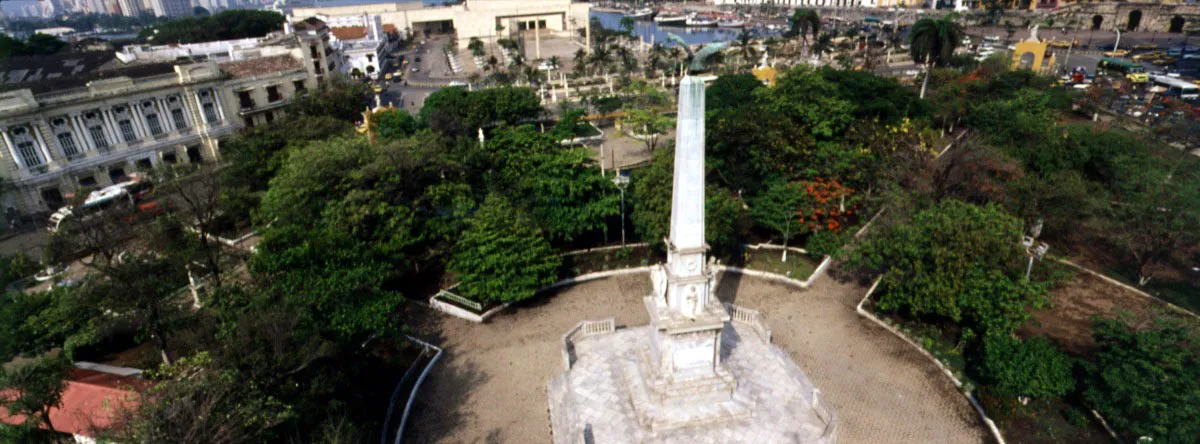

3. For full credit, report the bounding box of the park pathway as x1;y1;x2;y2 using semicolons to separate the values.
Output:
406;272;988;444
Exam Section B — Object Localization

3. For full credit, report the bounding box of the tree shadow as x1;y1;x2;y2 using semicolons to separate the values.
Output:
715;269;745;306
400;349;490;444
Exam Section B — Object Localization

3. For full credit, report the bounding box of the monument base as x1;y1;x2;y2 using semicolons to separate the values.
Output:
548;322;836;443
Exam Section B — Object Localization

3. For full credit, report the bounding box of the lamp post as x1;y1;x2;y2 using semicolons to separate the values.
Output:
613;171;630;247
1021;218;1049;281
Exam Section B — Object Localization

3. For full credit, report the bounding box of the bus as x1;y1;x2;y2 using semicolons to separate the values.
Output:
1097;58;1149;83
1151;75;1199;101
47;176;158;233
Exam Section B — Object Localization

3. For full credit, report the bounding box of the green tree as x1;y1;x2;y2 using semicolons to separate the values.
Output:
909;16;964;98
138;10;283;44
750;178;805;261
22;34;66;56
705;74;762;112
468;37;485;58
87;253;188;364
850;200;1047;337
622;108;673;153
909;16;965;67
1106;161;1200;286
371;108;421;142
449;195;560;302
289;76;369;123
789;9;820;49
115;353;294;444
259;137;369;225
1084;319;1200;443
486;126;618;243
620;17;636;36
0;34;27;59
0;355;70;431
631;146;743;255
978;334;1074;399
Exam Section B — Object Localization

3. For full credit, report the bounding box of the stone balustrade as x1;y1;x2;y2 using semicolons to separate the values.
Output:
561;317;615;370
724;303;772;342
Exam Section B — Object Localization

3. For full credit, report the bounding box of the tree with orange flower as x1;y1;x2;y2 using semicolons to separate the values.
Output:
796;177;858;236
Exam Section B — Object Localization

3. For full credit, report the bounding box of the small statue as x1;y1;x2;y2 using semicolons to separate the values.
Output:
667;32;729;74
1029;24;1040;42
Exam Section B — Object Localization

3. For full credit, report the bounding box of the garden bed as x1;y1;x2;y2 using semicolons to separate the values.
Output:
865;292;1117;444
739;249;818;282
558;245;658;279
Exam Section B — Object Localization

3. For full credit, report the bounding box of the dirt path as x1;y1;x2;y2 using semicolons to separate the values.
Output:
408;272;988;443
718;273;988;444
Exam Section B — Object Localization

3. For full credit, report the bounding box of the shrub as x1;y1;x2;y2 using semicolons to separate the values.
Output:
1084;319;1200;443
978;334;1074;399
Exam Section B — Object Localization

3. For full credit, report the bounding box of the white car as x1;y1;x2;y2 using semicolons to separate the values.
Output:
537;61;554;71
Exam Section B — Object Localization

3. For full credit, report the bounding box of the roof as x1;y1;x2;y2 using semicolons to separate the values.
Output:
218;54;303;79
0;53;177;94
293;16;328;32
331;26;368;40
0;368;148;437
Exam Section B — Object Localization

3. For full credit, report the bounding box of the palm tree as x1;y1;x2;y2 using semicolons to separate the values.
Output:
909;16;965;99
548;56;561;71
589;45;612;76
620;17;636;37
486;55;500;73
614;46;637;74
811;33;833;61
790;9;820;51
733;29;758;67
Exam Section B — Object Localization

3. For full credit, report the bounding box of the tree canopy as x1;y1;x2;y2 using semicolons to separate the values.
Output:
449;195;560;302
138;10;284;44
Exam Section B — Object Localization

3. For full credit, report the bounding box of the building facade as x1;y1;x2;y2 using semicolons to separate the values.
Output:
0;33;325;214
288;0;590;48
151;0;192;17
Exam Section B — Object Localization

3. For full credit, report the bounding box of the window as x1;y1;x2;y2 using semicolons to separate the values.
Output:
294;80;306;92
88;125;109;150
146;114;163;136
162;152;177;164
264;111;275;123
238;90;255;110
118;120;137;142
16;141;42;167
57;133;79;157
310;45;319;58
78;175;97;187
171;109;188;130
202;103;219;123
267;85;282;103
366;54;374;62
314;61;323;75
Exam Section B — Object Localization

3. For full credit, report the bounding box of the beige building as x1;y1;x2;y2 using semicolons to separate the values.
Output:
0;31;329;214
289;0;590;47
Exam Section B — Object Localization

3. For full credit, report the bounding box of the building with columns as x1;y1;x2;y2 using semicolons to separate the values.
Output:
287;0;590;48
0;30;326;214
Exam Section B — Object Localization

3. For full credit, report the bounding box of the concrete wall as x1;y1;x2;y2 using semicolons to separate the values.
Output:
1051;2;1200;32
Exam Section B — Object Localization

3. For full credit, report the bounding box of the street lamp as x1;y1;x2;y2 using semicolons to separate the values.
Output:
613;170;631;247
1021;218;1049;281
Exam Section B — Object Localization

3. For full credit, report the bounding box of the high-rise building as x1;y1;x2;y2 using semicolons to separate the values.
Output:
117;0;143;16
150;0;190;17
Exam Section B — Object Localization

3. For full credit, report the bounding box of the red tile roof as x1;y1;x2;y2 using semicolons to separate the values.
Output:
219;54;303;79
0;368;148;437
331;26;368;40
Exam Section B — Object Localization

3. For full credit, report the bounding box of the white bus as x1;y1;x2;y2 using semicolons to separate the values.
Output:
47;177;157;233
1151;75;1199;101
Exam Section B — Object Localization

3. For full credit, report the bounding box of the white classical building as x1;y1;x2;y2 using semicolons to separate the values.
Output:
0;28;331;214
289;0;590;48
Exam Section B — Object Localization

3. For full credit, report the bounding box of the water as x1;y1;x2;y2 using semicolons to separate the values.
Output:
590;11;780;47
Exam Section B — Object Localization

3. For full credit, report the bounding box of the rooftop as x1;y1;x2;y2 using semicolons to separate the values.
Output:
219;54;303;78
0;53;177;94
0;368;149;437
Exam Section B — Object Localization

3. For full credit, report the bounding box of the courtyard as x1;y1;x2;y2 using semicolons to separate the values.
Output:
406;272;987;443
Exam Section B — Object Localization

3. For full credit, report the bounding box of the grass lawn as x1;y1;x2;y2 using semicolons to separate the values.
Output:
741;249;818;281
558;246;659;279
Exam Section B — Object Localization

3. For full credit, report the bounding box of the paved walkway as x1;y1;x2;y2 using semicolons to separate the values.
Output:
407;272;988;443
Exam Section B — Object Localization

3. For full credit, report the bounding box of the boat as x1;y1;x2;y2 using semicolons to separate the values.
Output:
717;18;746;28
685;14;718;27
626;7;655;20
655;10;687;25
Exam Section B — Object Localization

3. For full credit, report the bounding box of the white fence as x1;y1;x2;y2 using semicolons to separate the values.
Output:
561;318;616;370
724;303;772;342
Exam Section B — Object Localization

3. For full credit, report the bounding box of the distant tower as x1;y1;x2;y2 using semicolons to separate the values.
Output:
151;0;191;17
